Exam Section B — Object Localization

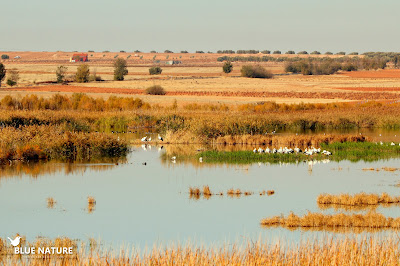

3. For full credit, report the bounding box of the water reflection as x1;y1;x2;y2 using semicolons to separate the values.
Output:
1;145;400;249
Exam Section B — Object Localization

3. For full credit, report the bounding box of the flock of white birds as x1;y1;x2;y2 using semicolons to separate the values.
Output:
252;146;332;156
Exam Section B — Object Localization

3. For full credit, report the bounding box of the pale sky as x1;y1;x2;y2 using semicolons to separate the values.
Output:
1;0;399;53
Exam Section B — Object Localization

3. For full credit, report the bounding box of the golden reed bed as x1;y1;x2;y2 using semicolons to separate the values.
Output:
317;192;400;206
261;211;400;230
1;237;400;265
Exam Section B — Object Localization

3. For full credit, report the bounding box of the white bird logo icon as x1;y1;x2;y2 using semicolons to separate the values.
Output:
7;236;21;247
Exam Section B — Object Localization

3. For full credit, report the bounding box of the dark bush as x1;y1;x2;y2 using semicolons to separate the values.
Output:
217;50;235;54
286;51;295;54
222;61;233;73
149;66;162;75
1;55;9;60
336;52;346;55
196;51;204;53
181;50;188;53
150;50;157;53
240;65;273;79
297;51;308;55
349;52;359;55
261;50;271;54
56;65;68;83
145;85;166;95
310;51;321;55
113;58;128;81
164;50;174;53
272;50;281;54
0;63;6;87
325;52;333;55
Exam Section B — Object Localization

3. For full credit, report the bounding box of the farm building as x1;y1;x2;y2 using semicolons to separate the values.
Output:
70;53;88;62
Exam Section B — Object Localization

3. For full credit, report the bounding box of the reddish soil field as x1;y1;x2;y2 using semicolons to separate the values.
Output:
341;70;400;78
5;85;400;101
336;87;400;92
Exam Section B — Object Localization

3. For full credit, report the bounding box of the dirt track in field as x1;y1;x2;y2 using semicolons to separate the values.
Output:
5;85;400;101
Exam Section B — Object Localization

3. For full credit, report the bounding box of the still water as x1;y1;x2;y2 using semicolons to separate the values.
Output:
1;146;399;248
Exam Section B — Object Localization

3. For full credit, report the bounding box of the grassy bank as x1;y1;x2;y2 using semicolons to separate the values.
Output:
1;237;400;265
3;95;400;138
188;142;400;164
0;125;128;163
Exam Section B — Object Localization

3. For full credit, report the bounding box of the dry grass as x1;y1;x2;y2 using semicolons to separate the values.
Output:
1;236;400;265
261;211;400;230
317;192;400;206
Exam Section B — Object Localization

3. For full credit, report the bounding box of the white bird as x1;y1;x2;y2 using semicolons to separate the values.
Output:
141;136;147;142
199;157;203;163
253;148;257;153
8;236;21;247
171;156;176;160
391;142;395;146
258;147;264;153
141;144;147;151
148;137;152;142
158;135;163;141
265;147;270;153
380;141;383;145
158;146;164;152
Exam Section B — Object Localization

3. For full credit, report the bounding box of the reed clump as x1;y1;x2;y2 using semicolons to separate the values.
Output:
227;188;242;197
317;192;400;206
87;196;96;213
47;197;56;209
261;211;400;230
189;187;201;200
0;125;128;163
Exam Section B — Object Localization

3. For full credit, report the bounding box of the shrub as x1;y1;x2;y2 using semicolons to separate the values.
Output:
298;51;308;55
286;51;295;54
88;50;94;52
222;61;233;73
261;50;271;54
6;68;19;87
149;66;162;75
349;52;359;55
272;50;281;54
310;51;321;55
145;85;166;95
56;65;68;83
6;79;16;87
113;58;128;81
325;52;333;55
164;50;174;53
75;64;90;83
120;50;126;53
240;65;273;79
196;51;204;53
336;52;346;55
181;50;188;53
1;54;9;60
0;63;5;87
150;50;157;53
